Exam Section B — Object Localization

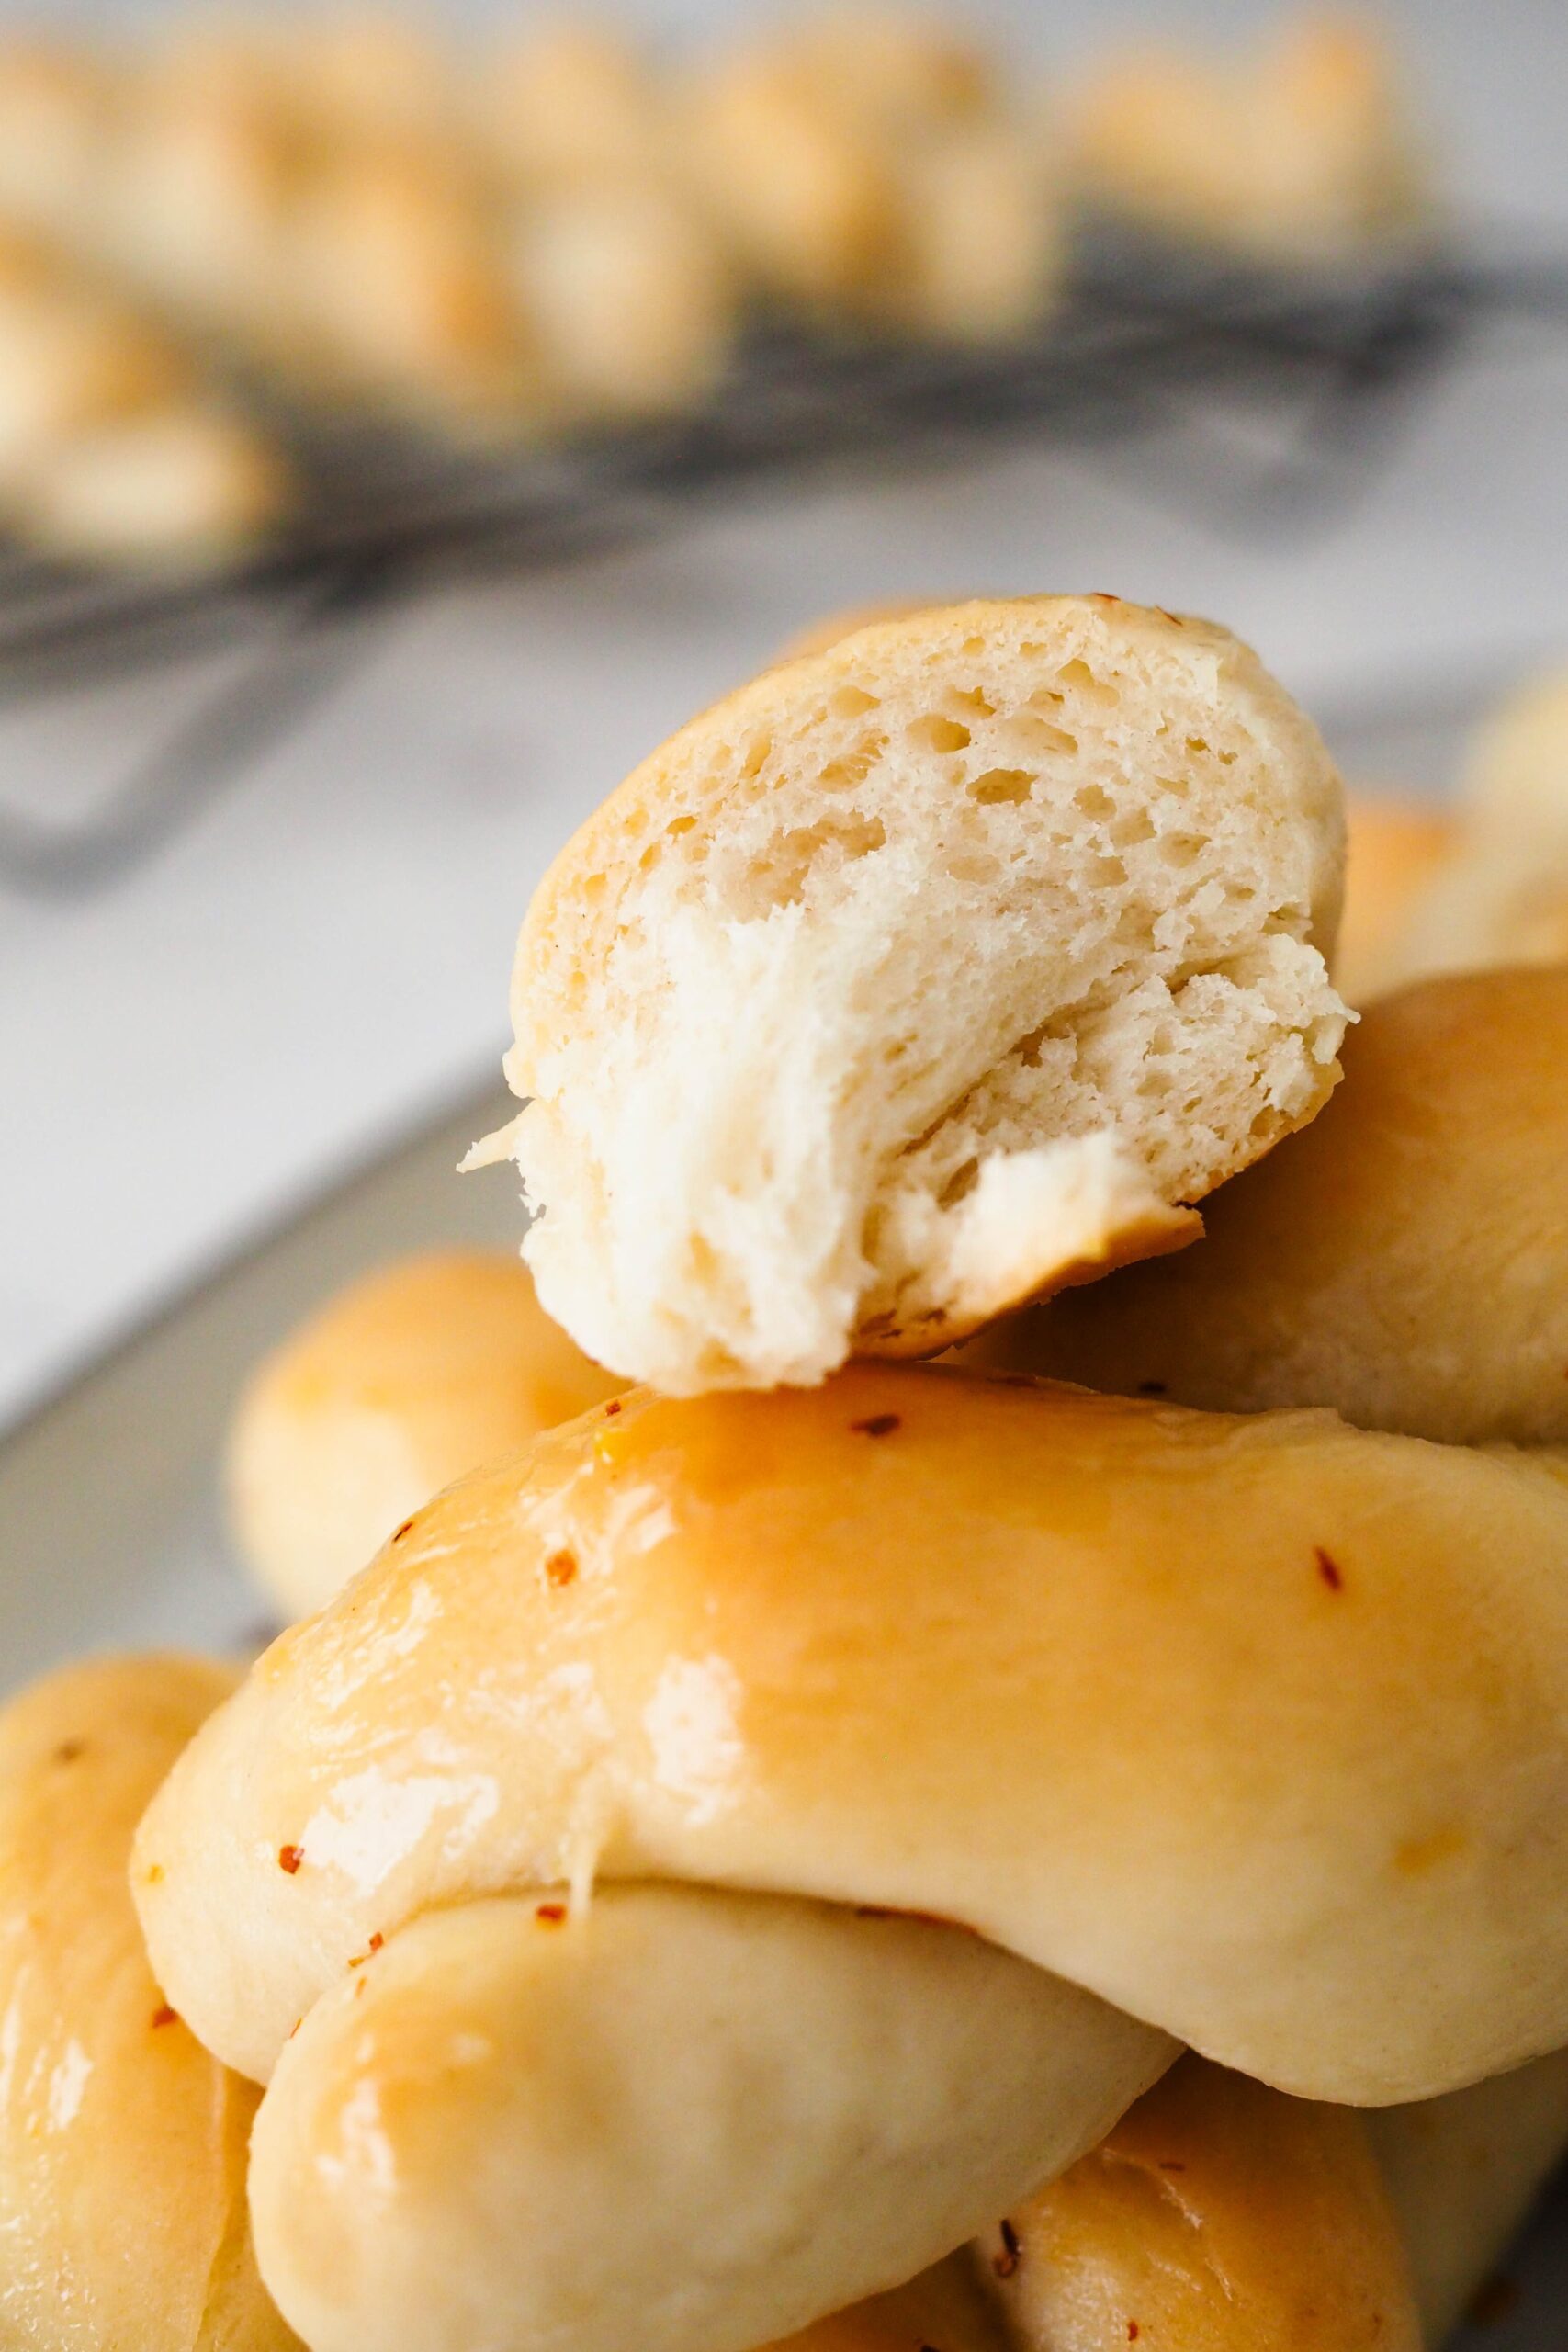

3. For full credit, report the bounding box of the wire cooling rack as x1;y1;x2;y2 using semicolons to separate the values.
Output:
2;226;1565;897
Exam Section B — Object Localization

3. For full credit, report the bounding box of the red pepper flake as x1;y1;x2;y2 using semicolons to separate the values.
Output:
850;1412;901;1438
52;1737;85;1763
992;2219;1021;2279
348;1931;386;1970
545;1549;578;1589
144;1863;164;1886
604;1398;622;1417
1314;1547;1344;1592
391;1516;417;1544
536;1901;568;1926
1128;2325;1141;2342
150;2003;179;2030
277;1844;305;1875
368;1931;383;1953
1157;2159;1187;2172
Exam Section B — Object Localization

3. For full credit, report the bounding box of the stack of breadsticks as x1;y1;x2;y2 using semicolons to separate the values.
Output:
0;7;1432;566
6;593;1566;2350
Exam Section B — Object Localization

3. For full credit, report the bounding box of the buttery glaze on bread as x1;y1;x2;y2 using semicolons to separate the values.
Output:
959;959;1568;2352
228;1250;623;1620
987;2058;1420;2352
492;595;1348;1391
141;1372;1568;2092
994;968;1568;1443
0;1656;299;2350
990;2047;1568;2352
251;1884;1165;2352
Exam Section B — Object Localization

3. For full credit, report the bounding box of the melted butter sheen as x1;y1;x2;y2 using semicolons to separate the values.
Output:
0;1655;299;2350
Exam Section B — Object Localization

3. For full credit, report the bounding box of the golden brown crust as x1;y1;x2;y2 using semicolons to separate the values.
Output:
227;1249;624;1618
774;596;951;663
139;1364;1568;2107
0;1656;299;2351
984;2057;1420;2352
514;595;1343;1000
767;2256;1007;2351
997;967;1568;1444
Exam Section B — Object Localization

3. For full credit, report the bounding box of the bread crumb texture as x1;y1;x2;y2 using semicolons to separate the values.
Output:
505;595;1347;1391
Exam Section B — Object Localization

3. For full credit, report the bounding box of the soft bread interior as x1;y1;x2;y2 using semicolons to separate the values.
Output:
506;596;1347;1392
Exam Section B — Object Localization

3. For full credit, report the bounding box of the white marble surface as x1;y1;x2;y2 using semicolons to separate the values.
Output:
3;1;1568;1429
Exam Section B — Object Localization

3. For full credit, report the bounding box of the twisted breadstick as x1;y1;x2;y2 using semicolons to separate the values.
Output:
135;668;1560;2347
0;1656;297;2349
984;2057;1421;2351
136;1352;1568;2349
775;2039;1568;2350
249;1883;1165;2352
957;963;1568;2344
993;967;1568;1443
483;594;1347;1390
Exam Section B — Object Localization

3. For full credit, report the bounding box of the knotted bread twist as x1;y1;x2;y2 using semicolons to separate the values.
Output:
953;961;1568;2346
134;604;1563;2352
137;1343;1568;2346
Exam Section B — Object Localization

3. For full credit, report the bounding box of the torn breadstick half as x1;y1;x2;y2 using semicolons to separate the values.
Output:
484;594;1348;1393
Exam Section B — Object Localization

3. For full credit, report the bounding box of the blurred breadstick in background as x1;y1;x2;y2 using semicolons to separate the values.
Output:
290;141;539;426
1390;664;1568;984
0;36;107;244
20;401;291;569
510;175;735;421
105;32;300;353
684;8;1060;340
0;234;288;563
268;6;459;152
1334;796;1455;1002
476;16;668;190
1063;11;1427;257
